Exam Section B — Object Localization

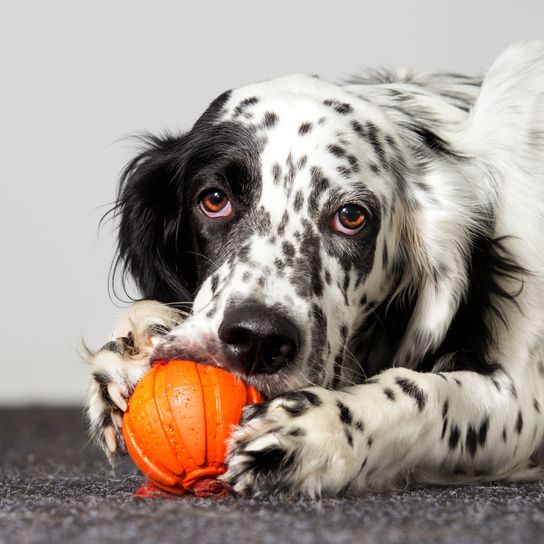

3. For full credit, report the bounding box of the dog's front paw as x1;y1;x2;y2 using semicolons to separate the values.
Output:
84;301;179;458
223;388;365;498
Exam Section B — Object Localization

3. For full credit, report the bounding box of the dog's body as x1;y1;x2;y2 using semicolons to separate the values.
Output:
86;42;544;497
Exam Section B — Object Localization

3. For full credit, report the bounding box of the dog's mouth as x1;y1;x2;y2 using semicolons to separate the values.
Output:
150;335;306;400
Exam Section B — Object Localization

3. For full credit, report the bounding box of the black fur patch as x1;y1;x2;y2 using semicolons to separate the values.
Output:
394;376;427;411
478;416;489;447
515;410;524;434
336;400;353;425
93;371;111;387
293;190;304;212
244;446;295;478
299;122;312;135
280;390;323;417
239;403;269;425
101;340;125;356
448;425;460;450
233;96;259;117
466;425;478;457
323;99;353;114
262;112;279;129
383;388;396;401
441;417;448;440
422;237;527;375
110;91;264;303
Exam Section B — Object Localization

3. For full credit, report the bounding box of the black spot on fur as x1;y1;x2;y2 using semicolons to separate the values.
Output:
239;402;269;425
293;190;304;212
337;400;353;425
323;99;353;114
441;417;448;440
365;122;386;164
534;398;541;414
383;388;396;401
282;241;296;259
233;96;259;117
345;429;354;447
210;274;219;294
274;258;285;271
255;207;272;236
299;122;312;135
327;144;346;157
382;244;389;269
395;376;426;411
351;120;365;138
262;112;279;129
308;167;330;215
448;425;460;450
478;416;489;447
466;425;478;457
101;340;124;356
411;125;457;157
272;163;282;184
93;371;110;387
515;410;524;434
508;380;518;399
280;390;323;418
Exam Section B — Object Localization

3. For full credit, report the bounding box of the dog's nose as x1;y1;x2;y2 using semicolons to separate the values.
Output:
218;303;300;375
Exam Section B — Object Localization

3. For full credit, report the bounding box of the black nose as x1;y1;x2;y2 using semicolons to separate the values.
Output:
218;303;300;375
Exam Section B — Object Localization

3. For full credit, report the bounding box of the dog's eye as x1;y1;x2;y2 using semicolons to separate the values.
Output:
331;204;366;235
199;189;232;218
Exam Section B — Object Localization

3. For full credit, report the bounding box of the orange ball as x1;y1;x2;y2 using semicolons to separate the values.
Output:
122;360;263;495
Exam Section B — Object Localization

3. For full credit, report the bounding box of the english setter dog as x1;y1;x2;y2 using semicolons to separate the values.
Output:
86;41;544;497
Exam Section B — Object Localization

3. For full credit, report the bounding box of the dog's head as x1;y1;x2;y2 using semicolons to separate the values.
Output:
114;75;475;397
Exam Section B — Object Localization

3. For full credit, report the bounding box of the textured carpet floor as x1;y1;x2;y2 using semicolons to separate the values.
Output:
1;408;544;544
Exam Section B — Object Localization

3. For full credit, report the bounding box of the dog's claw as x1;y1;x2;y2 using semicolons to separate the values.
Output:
107;383;128;411
104;426;117;453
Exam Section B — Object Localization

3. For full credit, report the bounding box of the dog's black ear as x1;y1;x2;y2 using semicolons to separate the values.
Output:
112;132;195;304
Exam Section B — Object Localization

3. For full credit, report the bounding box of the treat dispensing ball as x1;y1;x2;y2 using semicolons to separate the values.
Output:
122;360;263;496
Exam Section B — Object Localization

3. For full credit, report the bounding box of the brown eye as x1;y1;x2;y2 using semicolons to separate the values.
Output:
331;204;366;235
200;189;232;217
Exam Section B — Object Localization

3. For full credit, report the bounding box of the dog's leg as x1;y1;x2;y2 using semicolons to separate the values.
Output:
84;300;180;458
224;366;544;497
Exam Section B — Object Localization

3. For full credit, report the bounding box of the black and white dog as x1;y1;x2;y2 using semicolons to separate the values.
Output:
86;41;544;497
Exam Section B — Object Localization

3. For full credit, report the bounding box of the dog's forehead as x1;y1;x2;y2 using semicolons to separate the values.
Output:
216;75;398;215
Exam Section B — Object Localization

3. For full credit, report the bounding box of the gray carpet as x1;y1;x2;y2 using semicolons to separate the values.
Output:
1;408;543;544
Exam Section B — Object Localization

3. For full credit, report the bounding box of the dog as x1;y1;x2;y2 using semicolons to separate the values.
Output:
86;41;544;497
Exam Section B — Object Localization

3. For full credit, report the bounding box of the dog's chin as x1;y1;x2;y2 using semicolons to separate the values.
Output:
150;338;309;400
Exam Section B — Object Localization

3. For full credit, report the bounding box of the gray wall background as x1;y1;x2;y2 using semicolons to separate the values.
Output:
1;0;542;405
